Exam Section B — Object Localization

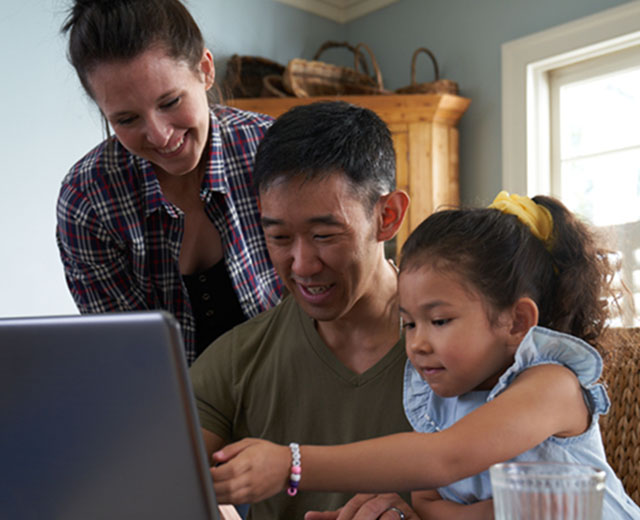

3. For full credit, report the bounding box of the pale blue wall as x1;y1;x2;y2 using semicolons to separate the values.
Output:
0;0;339;318
0;0;632;317
343;0;634;205
191;0;343;69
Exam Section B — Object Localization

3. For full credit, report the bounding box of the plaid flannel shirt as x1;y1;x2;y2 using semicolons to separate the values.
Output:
56;106;283;365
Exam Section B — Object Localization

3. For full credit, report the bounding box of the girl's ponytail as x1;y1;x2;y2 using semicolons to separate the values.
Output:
533;195;617;344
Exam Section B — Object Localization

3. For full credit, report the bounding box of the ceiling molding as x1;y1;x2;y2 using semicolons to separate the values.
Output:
273;0;399;23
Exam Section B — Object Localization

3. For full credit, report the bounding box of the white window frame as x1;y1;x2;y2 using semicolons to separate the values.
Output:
548;46;640;198
501;0;640;197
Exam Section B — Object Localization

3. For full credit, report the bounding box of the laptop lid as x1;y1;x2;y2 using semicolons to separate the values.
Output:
0;311;219;520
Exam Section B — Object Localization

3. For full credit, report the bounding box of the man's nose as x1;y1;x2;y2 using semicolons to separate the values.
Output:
290;239;322;278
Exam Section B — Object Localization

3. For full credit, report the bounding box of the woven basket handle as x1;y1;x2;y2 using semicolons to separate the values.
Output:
411;47;440;85
262;74;289;98
313;40;370;76
353;42;384;90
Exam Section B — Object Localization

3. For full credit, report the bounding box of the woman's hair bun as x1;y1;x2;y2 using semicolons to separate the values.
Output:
62;0;205;99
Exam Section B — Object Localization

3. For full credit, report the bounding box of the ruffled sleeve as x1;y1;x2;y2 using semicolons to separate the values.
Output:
488;326;610;416
403;360;440;432
403;360;492;433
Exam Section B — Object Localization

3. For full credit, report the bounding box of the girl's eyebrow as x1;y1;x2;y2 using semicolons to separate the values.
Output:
399;301;450;315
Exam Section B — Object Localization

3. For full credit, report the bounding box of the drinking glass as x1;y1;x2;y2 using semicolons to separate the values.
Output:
490;461;606;520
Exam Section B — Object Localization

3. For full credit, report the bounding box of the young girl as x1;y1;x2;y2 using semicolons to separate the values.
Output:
210;192;640;519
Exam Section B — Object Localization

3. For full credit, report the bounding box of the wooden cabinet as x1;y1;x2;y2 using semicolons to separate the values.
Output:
229;93;470;251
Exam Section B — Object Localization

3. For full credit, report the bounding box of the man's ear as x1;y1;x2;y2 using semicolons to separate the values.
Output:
506;297;539;351
376;190;410;242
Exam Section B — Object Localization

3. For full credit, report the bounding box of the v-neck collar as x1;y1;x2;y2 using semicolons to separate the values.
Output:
295;301;405;386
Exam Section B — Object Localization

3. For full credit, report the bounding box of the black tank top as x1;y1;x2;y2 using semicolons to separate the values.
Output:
182;259;246;358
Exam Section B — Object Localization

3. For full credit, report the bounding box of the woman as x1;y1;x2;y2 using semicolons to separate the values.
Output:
57;0;283;364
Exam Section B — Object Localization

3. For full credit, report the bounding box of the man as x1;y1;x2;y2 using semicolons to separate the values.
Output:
190;101;416;519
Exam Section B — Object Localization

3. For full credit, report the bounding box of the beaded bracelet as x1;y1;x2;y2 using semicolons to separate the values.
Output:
287;442;301;496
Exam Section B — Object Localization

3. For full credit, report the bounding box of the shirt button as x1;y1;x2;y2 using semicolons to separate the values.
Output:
198;274;207;283
205;309;215;317
202;293;210;301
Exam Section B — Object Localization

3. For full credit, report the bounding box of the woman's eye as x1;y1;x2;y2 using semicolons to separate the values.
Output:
401;321;415;330
116;115;137;126
161;97;180;109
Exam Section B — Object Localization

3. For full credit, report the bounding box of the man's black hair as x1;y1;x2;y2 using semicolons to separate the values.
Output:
253;101;396;209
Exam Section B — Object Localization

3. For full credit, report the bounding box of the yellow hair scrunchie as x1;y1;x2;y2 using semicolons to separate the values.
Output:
488;191;553;244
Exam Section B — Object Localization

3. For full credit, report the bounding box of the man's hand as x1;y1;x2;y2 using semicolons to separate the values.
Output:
304;493;419;520
211;438;290;504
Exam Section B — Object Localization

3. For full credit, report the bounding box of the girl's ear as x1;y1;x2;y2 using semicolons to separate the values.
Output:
376;190;410;242
507;297;539;350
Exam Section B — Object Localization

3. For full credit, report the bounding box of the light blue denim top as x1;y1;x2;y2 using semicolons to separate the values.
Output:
403;326;640;519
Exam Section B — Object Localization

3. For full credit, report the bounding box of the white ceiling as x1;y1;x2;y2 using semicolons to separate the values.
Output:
273;0;399;23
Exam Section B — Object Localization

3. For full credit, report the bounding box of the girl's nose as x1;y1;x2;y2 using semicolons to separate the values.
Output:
406;330;433;355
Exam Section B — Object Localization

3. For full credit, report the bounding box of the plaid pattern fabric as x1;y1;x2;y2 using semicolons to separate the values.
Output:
56;105;283;365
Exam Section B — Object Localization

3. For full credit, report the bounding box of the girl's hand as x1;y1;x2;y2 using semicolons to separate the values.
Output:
211;438;290;504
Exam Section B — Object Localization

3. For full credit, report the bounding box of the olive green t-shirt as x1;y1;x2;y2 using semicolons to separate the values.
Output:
190;295;412;519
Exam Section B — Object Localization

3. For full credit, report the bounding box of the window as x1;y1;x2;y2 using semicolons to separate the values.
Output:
551;48;640;325
549;46;640;226
502;2;640;326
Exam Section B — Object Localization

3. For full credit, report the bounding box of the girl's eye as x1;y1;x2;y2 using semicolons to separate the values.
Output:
432;318;451;327
401;321;415;330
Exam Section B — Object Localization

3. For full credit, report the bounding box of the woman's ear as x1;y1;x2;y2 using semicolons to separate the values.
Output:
507;297;539;350
200;48;215;89
376;190;410;242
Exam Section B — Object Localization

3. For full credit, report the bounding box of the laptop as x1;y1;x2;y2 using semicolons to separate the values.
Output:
0;311;220;520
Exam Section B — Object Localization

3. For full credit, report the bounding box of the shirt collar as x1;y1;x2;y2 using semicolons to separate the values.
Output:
202;108;229;194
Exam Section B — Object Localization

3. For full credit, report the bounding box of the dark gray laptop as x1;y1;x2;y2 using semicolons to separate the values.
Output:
0;311;219;520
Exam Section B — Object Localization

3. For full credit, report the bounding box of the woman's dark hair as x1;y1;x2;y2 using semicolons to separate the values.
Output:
252;101;396;212
399;195;618;345
62;0;205;98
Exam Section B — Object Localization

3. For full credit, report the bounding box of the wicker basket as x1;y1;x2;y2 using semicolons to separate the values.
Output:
311;40;371;77
282;41;389;98
261;74;290;98
395;47;458;95
223;54;286;98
